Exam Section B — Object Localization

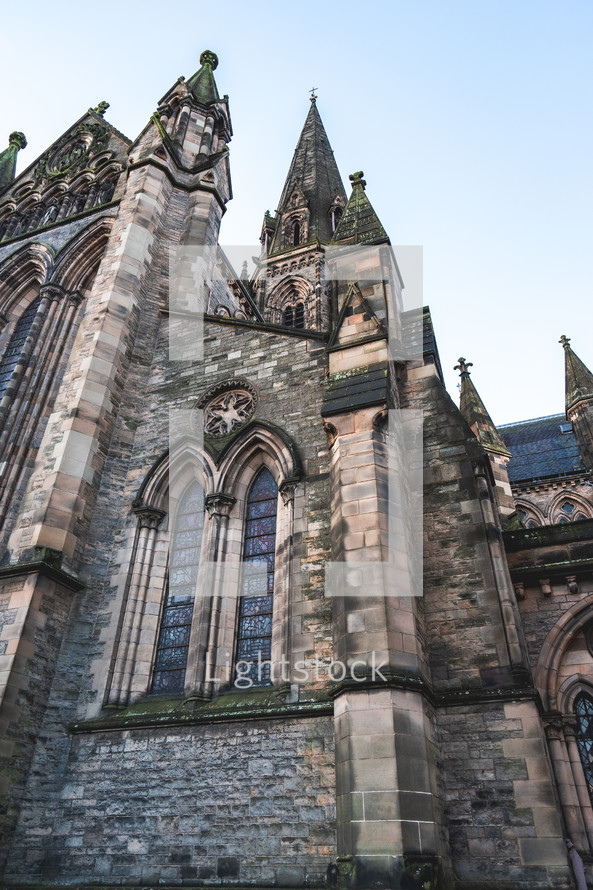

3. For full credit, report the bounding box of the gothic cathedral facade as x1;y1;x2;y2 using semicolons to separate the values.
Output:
0;51;593;890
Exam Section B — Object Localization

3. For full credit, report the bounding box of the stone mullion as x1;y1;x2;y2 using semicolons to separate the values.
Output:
0;291;78;525
545;720;589;850
108;508;165;706
273;482;296;684
0;292;51;426
193;494;236;698
564;719;593;851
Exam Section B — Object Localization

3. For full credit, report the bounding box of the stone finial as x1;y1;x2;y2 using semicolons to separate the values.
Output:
8;131;27;150
560;334;571;349
309;87;318;102
91;101;110;117
454;357;473;376
349;171;366;190
0;132;27;191
199;50;218;70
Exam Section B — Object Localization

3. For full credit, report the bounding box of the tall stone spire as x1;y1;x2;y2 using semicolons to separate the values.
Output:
0;132;27;192
455;357;510;456
267;96;346;255
331;170;389;245
561;335;593;471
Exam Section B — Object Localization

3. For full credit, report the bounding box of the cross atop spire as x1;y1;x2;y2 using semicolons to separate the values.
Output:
454;357;474;377
309;87;318;102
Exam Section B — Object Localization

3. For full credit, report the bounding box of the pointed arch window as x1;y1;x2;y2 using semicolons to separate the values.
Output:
575;694;593;804
282;305;294;327
293;222;300;246
0;296;40;400
235;467;278;686
151;481;204;694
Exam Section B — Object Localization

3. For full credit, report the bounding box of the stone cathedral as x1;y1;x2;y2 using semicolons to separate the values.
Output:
0;50;593;890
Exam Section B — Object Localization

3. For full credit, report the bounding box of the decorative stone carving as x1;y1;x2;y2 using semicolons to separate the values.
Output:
199;379;257;437
205;493;236;518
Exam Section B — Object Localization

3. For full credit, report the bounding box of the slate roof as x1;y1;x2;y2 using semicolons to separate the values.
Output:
499;414;588;483
322;368;387;416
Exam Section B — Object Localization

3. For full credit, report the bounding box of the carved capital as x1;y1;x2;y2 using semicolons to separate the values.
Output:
67;290;84;308
205;493;236;518
563;717;579;740
543;714;565;740
39;283;66;303
133;505;166;530
513;582;525;601
279;479;298;506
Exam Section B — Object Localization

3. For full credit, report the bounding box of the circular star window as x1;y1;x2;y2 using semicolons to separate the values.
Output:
199;380;257;437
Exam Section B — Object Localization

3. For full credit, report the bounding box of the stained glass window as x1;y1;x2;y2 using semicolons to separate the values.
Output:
235;467;278;686
576;694;593;805
151;481;204;694
0;297;40;400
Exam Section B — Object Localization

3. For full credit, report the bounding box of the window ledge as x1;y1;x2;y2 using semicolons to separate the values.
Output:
70;687;333;734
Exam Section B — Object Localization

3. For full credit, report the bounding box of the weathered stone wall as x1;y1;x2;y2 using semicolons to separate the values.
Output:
5;715;336;887
438;699;570;890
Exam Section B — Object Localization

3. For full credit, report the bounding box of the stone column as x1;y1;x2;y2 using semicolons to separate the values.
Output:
564;718;593;851
186;492;235;698
107;506;165;706
545;719;589;851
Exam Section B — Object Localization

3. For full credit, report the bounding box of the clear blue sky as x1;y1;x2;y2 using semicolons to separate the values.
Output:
1;0;591;424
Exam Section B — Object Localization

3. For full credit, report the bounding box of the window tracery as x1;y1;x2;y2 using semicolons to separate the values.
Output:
575;694;593;805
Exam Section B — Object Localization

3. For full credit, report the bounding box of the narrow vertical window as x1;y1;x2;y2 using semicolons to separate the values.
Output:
151;481;204;694
0;297;40;400
575;694;593;804
282;305;294;327
235;467;278;686
293;222;300;246
294;302;305;329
